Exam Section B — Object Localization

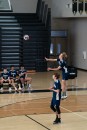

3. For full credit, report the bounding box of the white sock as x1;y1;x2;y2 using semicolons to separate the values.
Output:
28;84;31;88
22;84;24;88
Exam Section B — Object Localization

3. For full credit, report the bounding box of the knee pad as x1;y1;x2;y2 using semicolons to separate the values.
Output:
56;106;61;114
50;105;56;112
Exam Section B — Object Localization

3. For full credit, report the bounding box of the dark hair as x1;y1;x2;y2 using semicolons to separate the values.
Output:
10;65;14;68
3;67;7;69
20;65;24;67
54;73;60;79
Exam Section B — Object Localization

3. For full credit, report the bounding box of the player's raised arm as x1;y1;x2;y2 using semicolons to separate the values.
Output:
47;66;61;71
45;57;57;62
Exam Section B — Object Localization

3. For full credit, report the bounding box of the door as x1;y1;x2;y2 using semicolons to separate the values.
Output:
51;37;68;56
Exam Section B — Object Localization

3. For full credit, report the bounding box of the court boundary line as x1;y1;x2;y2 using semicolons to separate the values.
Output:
0;96;51;109
61;106;87;120
0;87;87;94
25;115;51;130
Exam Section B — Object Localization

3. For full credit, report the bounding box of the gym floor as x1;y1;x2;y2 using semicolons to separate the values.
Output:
0;70;87;130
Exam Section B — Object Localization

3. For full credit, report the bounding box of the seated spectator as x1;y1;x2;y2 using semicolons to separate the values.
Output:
9;65;22;93
0;67;11;93
18;65;32;92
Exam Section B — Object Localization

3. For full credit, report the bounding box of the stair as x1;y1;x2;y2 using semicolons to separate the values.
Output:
0;12;50;71
0;15;22;69
15;13;50;71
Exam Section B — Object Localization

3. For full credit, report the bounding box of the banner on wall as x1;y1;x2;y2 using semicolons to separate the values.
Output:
78;0;84;14
0;0;12;11
85;0;87;13
72;0;78;15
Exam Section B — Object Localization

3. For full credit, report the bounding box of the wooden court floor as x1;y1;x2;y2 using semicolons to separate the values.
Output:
0;70;87;130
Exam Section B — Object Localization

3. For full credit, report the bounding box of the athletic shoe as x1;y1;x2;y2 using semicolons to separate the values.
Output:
58;118;61;123
53;118;61;124
53;117;58;124
53;120;59;124
63;95;68;99
14;91;17;94
61;96;65;100
9;87;12;93
19;91;22;94
22;87;25;93
0;88;3;93
28;87;31;93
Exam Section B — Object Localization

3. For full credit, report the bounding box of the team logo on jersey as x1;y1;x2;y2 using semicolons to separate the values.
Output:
54;84;56;88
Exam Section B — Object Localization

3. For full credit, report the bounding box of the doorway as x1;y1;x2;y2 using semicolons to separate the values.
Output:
51;37;68;56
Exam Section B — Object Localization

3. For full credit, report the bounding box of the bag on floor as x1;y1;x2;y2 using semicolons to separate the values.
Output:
68;66;77;79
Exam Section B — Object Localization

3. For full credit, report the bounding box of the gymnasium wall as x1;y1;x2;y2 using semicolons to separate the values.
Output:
51;18;69;30
44;0;51;8
10;0;38;13
69;19;87;70
51;18;71;65
10;0;51;13
51;0;87;70
52;18;87;70
52;0;87;18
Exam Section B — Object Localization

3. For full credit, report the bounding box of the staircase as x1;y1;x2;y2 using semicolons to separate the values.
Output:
15;13;50;71
0;15;22;69
0;0;51;71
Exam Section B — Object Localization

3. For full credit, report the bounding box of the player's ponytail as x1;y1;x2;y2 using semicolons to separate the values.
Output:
62;52;67;60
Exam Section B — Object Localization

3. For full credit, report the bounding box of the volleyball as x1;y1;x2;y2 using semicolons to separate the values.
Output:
23;34;29;40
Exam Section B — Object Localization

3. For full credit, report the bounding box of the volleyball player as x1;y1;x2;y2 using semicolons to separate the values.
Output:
45;52;68;99
18;65;32;92
49;73;61;124
0;67;11;92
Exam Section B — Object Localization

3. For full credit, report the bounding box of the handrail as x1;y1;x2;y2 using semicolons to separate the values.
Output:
36;0;51;27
